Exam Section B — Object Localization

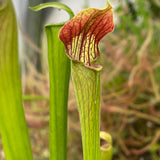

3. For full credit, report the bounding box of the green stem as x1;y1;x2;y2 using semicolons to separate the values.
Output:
30;3;74;160
45;24;71;160
72;62;101;160
0;0;33;159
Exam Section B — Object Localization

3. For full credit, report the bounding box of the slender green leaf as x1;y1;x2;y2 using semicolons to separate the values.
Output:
45;24;70;160
31;3;74;160
0;0;33;159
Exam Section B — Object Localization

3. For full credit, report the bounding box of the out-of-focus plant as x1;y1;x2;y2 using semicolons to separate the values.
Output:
59;1;114;160
0;0;33;159
116;0;160;51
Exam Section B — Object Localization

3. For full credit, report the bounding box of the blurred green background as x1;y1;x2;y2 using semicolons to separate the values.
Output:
1;0;160;159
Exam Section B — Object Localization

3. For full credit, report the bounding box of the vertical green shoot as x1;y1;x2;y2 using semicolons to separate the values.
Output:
30;3;74;160
46;24;70;160
0;0;33;159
